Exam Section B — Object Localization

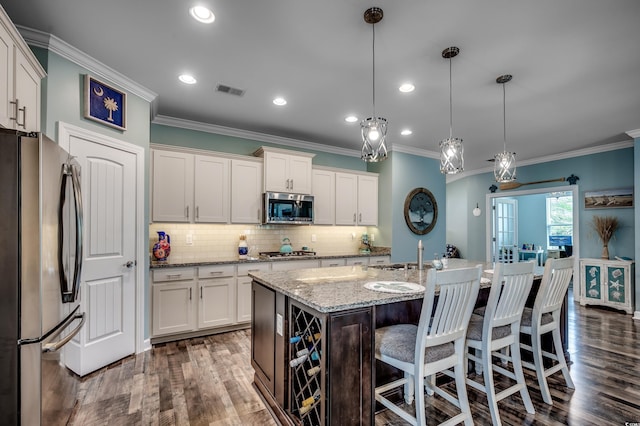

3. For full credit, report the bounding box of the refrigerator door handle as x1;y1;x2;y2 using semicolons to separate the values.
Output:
58;161;84;303
42;312;85;353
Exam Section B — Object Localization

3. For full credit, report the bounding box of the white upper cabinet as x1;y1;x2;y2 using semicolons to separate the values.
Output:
152;150;194;222
255;146;314;194
152;149;230;223
312;169;336;225
0;7;46;132
335;172;378;226
356;174;378;225
335;172;358;225
231;158;263;223
194;155;229;223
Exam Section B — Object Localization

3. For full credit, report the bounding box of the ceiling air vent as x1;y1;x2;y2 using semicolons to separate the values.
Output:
215;84;245;97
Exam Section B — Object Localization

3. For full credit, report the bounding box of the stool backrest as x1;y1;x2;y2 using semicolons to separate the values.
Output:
534;257;574;317
487;261;535;329
416;266;481;356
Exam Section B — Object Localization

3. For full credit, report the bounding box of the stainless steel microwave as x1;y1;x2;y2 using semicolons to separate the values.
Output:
263;192;314;224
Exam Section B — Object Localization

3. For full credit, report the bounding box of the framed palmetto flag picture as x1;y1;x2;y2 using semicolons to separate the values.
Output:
84;75;127;130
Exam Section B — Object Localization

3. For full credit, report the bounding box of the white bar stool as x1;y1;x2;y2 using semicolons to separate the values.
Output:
374;266;481;426
520;257;575;405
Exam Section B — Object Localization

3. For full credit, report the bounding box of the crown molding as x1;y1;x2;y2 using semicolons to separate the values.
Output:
446;138;635;183
152;115;362;158
17;26;157;102
390;143;440;160
626;128;640;139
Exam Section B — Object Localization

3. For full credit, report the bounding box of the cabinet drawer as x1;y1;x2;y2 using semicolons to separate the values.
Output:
320;258;346;268
271;260;319;271
152;267;195;282
369;256;390;265
238;262;271;276
199;264;235;279
346;258;367;266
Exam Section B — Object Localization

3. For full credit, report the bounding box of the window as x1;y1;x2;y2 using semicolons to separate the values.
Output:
546;192;573;248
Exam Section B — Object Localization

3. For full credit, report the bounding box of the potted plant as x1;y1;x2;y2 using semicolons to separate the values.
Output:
591;215;619;259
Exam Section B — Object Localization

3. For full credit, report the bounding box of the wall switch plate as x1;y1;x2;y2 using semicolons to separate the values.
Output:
186;234;193;245
371;233;375;242
351;232;356;239
311;234;317;242
276;313;283;336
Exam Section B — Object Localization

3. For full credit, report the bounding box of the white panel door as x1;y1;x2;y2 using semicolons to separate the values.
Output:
288;155;312;194
0;21;13;129
199;278;236;328
14;47;41;132
65;136;136;376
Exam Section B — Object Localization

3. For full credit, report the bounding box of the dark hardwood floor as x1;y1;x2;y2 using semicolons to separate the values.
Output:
68;291;640;425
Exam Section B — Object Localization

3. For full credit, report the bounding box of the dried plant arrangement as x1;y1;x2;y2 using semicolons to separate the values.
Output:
592;215;619;259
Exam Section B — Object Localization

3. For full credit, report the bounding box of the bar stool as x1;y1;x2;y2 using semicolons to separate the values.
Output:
519;257;575;405
462;261;536;426
374;266;481;426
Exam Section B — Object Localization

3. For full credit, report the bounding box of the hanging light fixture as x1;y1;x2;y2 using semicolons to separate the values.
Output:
361;7;388;162
439;46;463;174
494;74;517;182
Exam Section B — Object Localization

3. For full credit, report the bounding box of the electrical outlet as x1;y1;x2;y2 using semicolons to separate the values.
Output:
186;234;193;245
371;233;375;242
311;234;317;242
351;232;356;240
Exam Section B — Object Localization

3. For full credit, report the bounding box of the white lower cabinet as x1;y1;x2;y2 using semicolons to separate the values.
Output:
320;258;346;267
152;268;197;336
579;258;635;314
369;256;390;265
198;265;236;328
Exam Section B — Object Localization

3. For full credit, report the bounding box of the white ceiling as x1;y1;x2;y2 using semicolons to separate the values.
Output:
4;0;640;174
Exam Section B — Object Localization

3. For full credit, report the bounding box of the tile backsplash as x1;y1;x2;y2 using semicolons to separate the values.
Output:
149;223;379;262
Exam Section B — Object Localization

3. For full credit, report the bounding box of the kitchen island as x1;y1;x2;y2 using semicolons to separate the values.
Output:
249;259;570;426
249;259;496;426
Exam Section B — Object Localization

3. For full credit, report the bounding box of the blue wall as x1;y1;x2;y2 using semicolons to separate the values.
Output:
374;152;446;263
448;147;634;261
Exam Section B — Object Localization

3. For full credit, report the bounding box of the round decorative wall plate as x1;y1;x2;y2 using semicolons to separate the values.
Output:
404;188;438;235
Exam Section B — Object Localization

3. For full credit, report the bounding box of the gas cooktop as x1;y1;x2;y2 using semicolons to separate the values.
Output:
259;251;316;258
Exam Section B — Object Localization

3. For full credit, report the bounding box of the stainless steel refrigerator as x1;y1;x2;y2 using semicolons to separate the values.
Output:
0;128;85;425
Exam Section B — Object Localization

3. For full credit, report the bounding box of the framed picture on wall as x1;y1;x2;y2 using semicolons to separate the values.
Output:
584;188;633;209
83;75;127;130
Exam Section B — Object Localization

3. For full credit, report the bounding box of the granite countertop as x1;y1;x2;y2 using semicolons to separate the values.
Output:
149;247;391;269
248;258;507;313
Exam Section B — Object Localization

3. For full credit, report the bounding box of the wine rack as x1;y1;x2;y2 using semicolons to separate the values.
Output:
289;303;325;425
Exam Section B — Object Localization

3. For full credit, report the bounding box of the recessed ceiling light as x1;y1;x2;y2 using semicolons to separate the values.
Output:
399;83;415;93
401;129;413;136
178;74;197;84
273;97;287;106
190;6;215;23
345;115;358;123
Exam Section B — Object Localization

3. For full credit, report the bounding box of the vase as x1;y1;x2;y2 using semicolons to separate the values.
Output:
153;231;171;261
601;244;609;260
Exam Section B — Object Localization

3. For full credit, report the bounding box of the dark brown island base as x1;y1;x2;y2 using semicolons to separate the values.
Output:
249;259;568;426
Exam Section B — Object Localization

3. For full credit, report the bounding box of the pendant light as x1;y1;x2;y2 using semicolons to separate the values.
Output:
439;46;463;174
494;74;517;182
361;7;388;163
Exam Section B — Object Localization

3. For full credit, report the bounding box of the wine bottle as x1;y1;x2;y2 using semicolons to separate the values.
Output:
301;389;320;407
296;348;309;357
310;351;320;361
289;354;307;367
307;366;321;376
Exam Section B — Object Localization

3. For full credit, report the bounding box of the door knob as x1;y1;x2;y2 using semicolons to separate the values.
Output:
124;261;135;268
